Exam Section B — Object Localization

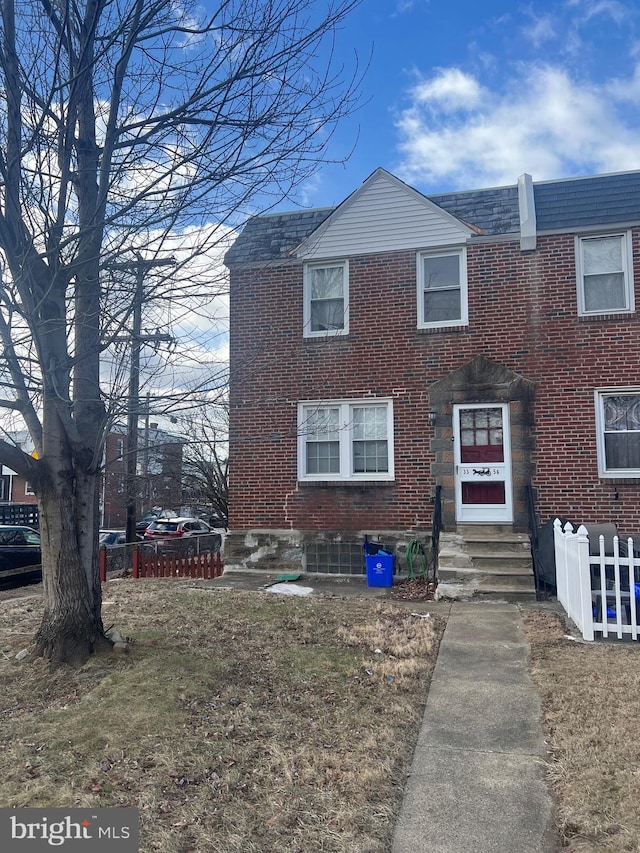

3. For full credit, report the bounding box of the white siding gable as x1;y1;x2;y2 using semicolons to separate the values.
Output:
296;169;474;260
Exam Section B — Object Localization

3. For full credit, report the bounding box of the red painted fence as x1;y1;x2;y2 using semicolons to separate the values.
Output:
99;544;223;582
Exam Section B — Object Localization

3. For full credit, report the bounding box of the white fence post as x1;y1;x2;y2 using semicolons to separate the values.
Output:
553;518;568;611
576;525;594;642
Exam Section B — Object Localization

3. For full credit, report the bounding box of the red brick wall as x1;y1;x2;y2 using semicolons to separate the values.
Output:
9;477;38;504
229;230;640;533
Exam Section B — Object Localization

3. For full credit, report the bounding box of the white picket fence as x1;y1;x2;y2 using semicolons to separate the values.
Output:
553;518;640;641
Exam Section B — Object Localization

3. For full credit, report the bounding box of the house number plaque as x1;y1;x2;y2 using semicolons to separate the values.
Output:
459;466;503;479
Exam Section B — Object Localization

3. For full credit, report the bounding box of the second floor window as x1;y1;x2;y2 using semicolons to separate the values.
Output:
577;233;634;315
418;248;468;328
303;261;348;337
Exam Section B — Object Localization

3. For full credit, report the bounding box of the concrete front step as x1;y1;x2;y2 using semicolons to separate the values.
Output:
463;539;531;555
456;524;519;537
438;564;535;580
467;553;534;572
437;527;536;602
436;574;537;602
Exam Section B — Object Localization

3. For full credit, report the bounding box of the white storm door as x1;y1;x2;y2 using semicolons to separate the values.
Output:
454;404;513;523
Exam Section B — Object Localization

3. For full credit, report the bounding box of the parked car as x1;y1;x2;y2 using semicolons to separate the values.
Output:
144;517;211;540
99;530;127;547
207;512;228;530
135;508;177;534
143;517;222;554
0;525;42;584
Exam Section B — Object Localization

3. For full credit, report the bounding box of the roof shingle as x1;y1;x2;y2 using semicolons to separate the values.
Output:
225;170;640;265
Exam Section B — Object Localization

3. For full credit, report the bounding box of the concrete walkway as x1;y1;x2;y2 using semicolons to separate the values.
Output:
391;602;560;853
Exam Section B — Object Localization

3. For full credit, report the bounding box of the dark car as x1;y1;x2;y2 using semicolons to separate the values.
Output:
0;525;42;584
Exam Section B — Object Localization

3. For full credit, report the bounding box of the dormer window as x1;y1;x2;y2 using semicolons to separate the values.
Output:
576;233;634;316
303;261;349;337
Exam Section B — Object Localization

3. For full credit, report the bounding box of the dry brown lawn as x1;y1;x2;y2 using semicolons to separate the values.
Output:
0;580;445;853
522;606;640;853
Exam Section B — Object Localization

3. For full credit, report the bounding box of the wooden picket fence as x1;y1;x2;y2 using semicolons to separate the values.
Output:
554;518;640;641
99;543;223;582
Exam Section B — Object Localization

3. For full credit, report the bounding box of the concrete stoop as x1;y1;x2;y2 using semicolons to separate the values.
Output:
435;526;536;602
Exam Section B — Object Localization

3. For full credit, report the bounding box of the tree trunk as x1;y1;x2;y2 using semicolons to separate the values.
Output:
34;483;110;667
33;415;110;667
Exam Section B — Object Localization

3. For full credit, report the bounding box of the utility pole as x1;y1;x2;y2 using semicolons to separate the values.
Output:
110;255;175;542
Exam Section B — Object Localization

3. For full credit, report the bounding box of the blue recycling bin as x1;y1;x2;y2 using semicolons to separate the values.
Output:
366;551;394;587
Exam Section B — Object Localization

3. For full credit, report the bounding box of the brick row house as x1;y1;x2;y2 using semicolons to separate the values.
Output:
101;424;184;528
225;167;640;580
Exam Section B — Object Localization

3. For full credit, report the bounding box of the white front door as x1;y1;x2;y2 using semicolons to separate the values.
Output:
454;403;513;523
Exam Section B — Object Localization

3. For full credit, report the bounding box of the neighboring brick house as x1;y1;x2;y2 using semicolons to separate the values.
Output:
225;167;640;574
102;424;184;528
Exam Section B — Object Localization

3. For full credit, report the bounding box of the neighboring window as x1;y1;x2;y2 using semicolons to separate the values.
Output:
303;261;348;337
25;481;35;496
577;234;634;315
596;391;640;476
116;439;124;459
0;475;9;501
417;248;468;328
298;400;394;481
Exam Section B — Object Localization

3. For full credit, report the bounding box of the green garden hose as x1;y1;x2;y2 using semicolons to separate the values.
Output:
406;539;428;580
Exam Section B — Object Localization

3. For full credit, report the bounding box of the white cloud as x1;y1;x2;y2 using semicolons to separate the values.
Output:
522;13;557;48
411;68;484;111
581;0;629;25
395;63;640;189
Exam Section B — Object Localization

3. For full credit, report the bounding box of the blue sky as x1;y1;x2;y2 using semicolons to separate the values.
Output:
288;0;640;209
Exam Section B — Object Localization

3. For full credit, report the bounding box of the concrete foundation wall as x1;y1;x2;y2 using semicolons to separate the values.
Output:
224;529;433;576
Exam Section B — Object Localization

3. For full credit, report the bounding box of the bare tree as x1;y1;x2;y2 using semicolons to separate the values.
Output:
0;0;363;665
181;407;229;526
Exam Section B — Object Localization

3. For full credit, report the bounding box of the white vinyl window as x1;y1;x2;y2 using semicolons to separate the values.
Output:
596;390;640;477
577;234;634;315
298;400;394;481
303;261;349;337
417;248;468;328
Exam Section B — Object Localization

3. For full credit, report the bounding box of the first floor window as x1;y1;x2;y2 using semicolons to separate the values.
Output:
596;391;640;476
577;233;634;315
418;248;467;328
304;261;348;336
298;399;394;481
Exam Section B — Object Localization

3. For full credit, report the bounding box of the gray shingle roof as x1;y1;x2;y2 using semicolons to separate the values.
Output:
225;208;334;265
225;170;640;265
430;186;520;235
534;171;640;230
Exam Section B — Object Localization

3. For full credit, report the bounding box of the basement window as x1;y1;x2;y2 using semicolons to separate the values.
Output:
304;542;365;574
